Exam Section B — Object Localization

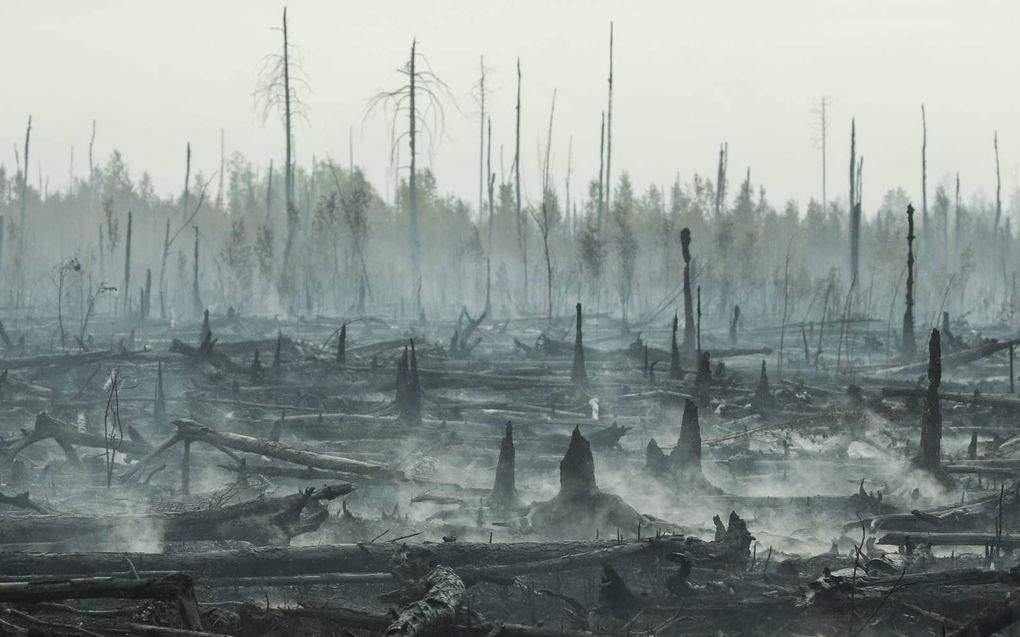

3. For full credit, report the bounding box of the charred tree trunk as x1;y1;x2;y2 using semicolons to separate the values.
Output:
914;328;943;471
669;312;681;380
490;421;518;510
849;119;861;282
336;323;347;365
730;304;740;344
751;360;774;411
142;267;152;321
671;398;702;478
570;303;589;390
693;351;711;408
396;341;422;426
153;360;166;426
681;227;695;351
902;204;917;357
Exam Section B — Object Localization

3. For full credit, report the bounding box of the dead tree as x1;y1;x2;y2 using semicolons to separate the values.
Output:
681;227;695;350
490;421;518;510
191;226;202;316
750;360;774;411
141;267;152;321
531;426;646;536
693;351;711;408
122;211;132;316
605;22;614;219
849;119;861;282
597;111;605;239
914;328;943;471
922;105;929;240
17;117;31;296
644;438;669;476
570;303;589;391
199;309;212;349
336;323;347;365
396;341;422;426
671;398;702;478
903;204;917;357
714;143;728;217
368;40;451;316
384;565;465;637
729;304;740;343
669;312;681;379
995;130;1003;232
514;59;527;310
255;8;308;300
696;285;703;357
153;360;166;426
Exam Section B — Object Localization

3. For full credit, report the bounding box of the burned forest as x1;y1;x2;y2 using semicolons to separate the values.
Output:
2;3;1020;636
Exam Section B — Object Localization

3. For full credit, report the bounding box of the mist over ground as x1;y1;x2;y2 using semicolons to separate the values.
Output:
0;3;1017;637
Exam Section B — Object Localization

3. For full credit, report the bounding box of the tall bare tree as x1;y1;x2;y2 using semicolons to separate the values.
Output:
921;105;928;241
368;39;451;317
604;23;614;221
532;90;557;321
513;59;527;311
255;6;309;301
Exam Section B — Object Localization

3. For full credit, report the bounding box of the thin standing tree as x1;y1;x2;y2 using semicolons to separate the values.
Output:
597;111;605;240
160;143;190;319
531;90;557;321
367;39;451;317
921;105;928;241
485;118;494;316
903;203;917;357
849;119;860;282
681;227;695;350
714;143;728;217
604;22;614;220
255;6;309;301
514;58;527;311
122;211;132;316
954;172;961;268
475;57;488;223
995;130;1003;232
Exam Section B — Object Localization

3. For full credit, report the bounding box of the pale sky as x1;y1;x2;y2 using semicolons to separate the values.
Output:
3;0;1019;215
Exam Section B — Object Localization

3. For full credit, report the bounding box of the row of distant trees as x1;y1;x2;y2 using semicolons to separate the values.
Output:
0;144;1016;339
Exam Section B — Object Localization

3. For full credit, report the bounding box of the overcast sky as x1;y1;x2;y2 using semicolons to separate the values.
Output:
3;0;1018;216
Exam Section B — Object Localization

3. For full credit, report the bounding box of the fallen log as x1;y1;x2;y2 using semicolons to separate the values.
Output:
0;484;352;546
876;338;1018;376
0;573;195;604
384;565;465;637
877;531;1020;549
0;537;704;579
0;573;203;631
881;387;1020;410
949;592;1020;637
122;418;393;482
